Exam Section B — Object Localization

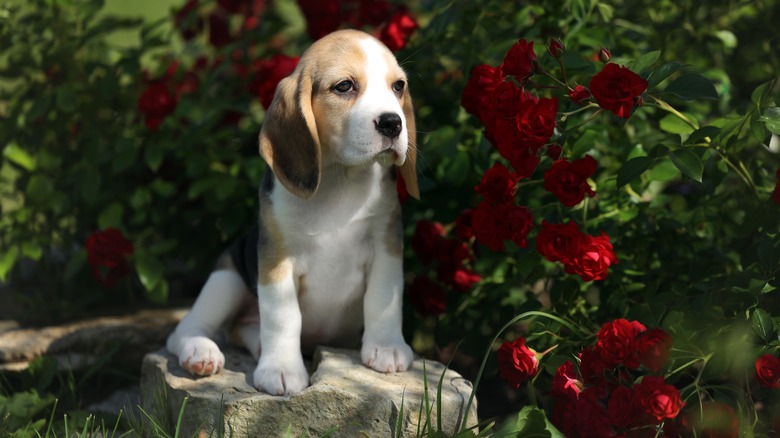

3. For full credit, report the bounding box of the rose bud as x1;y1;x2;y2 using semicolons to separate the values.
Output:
548;38;565;59
598;47;611;63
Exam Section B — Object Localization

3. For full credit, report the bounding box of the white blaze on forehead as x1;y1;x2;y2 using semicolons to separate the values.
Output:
337;37;406;166
355;37;405;120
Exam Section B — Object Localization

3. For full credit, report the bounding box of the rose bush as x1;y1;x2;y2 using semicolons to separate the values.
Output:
1;0;780;435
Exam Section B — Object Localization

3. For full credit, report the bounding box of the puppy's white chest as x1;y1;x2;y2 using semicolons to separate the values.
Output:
295;222;373;349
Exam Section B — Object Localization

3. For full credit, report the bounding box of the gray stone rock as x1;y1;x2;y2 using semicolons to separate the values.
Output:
0;308;186;371
141;346;478;437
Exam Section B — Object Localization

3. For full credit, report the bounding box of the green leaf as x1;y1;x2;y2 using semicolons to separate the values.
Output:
21;241;42;261
3;142;37;171
758;233;780;273
751;80;775;106
713;30;737;49
98;202;124;229
80;166;101;204
443;152;470;186
0;246;19;282
664;73;718;100
64;249;87;280
759;107;780;135
27;94;52;120
136;253;164;291
685;125;720;145
55;87;78;113
751;308;775;342
571;130;606;157
26;174;54;202
647;61;684;90
145;145;164;172
669;148;703;182
628;50;660;74
617;156;654;188
495;406;564;438
112;138;138;173
659;113;694;135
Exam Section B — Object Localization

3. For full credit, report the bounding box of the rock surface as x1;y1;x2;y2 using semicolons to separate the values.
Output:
141;346;478;437
0;309;186;372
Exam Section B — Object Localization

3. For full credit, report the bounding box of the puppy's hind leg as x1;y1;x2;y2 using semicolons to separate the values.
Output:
167;267;248;376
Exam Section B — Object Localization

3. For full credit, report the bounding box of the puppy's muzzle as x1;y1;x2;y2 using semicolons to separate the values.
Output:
375;112;403;139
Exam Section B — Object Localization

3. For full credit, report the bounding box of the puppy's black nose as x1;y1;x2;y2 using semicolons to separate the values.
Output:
376;113;402;139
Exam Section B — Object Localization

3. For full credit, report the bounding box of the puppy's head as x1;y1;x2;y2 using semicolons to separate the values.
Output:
259;29;418;200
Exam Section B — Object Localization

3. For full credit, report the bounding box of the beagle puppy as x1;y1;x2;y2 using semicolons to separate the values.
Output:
166;29;419;396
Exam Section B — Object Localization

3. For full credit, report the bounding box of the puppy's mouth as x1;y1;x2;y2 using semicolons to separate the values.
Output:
376;147;406;167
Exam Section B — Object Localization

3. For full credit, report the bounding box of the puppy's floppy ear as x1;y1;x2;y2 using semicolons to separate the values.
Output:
399;86;419;199
259;67;321;199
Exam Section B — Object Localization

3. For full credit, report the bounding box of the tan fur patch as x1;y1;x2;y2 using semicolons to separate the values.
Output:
383;203;404;258
308;32;368;152
258;199;292;285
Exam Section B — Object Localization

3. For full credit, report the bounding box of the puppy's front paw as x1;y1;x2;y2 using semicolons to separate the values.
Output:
253;355;309;396
362;340;414;373
178;337;225;376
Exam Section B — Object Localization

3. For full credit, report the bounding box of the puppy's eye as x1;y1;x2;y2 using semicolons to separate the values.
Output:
392;80;405;93
333;80;354;93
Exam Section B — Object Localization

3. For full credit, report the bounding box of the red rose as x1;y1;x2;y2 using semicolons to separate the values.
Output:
208;11;233;48
474;163;519;206
174;0;203;41
637;328;673;372
85;228;134;288
543;155;597;207
354;0;394;27
438;266;481;292
634;376;684;422
501;39;537;81
472;201;507;252
535;220;584;263
248;54;300;109
570;85;591;104
545;143;563;160
408;276;446;316
515;97;558;152
379;8;418;52
411;220;445;264
138;80;177;131
564;232;618;282
497;337;538;388
607;385;639;428
481;81;532;134
579;346;610;386
454;209;474;240
298;0;342;39
217;0;265;15
396;168;409;204
504;203;533;248
590;63;648;119
772;168;780;205
461;64;504;119
755;353;780;388
436;238;473;268
681;401;739;438
551;397;577;438
493;118;540;178
595;318;646;368
573;387;615;437
551;360;582;401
